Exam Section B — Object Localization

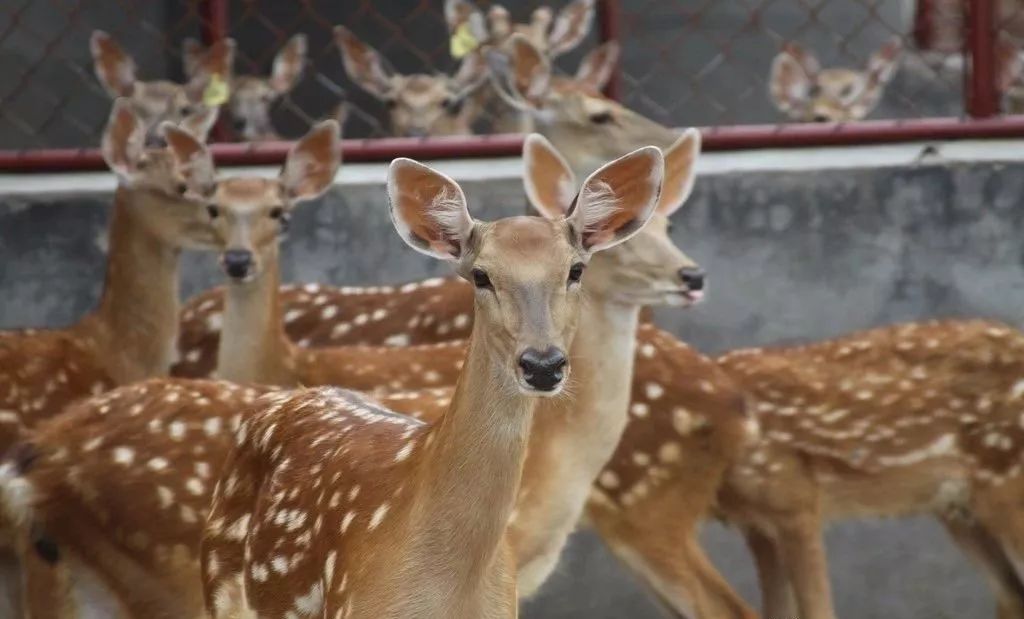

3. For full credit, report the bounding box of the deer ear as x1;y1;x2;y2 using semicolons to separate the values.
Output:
509;34;552;102
185;38;236;103
445;0;489;44
280;120;342;204
181;38;204;80
997;37;1024;92
867;37;902;85
574;41;619;92
160;122;216;198
388;158;474;261
523;134;576;220
334;26;396;100
101;99;146;178
657;128;701;216
91;31;137;98
570;146;663;253
178;106;219;142
769;43;818;119
270;34;307;94
547;0;596;57
449;51;489;100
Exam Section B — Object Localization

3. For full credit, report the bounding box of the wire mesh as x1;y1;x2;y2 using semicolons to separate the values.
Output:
0;0;1020;166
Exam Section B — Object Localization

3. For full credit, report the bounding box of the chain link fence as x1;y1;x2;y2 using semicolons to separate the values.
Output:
0;0;1021;168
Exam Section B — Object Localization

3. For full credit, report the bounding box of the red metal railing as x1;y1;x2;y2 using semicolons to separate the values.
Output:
1;0;1022;173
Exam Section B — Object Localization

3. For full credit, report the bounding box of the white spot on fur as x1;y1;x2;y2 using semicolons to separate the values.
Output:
112;447;135;466
644;382;664;400
369;503;390;530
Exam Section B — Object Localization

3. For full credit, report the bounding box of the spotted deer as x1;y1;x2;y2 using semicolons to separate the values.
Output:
334;26;490;138
0;99;223;454
444;0;597;132
445;0;595;59
487;34;675;175
0;143;666;618
197;147;664;617
182;34;306;141
90;31;233;142
707;319;1024;619
768;38;903;123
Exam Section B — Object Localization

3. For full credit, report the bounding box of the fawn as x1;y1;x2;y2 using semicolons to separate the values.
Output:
90;31;232;142
335;26;490;137
199;148;664;619
182;34;306;141
710;319;1024;619
768;38;903;123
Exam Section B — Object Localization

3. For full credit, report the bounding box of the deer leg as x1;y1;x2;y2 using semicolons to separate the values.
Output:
942;516;1024;619
743;526;796;619
774;509;836;619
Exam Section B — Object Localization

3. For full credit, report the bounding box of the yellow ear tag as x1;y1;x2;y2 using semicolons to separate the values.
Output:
203;73;230;107
450;23;480;59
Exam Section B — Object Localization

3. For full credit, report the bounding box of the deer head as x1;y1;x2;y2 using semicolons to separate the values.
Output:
489;35;674;172
523;129;705;307
91;31;234;142
387;142;663;393
181;120;342;283
444;0;595;58
102;98;222;250
183;34;307;141
334;26;489;137
769;38;903;122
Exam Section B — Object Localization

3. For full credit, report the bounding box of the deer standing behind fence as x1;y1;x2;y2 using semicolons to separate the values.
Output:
0;100;220;617
768;38;903;123
90;31;232;142
335;26;490;138
182;34;307;142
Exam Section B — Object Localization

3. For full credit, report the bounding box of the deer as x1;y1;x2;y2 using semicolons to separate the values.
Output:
334;26;490;138
90;30;233;142
690;318;1024;619
444;0;595;60
768;38;903;123
0;142;667;618
182;34;307;142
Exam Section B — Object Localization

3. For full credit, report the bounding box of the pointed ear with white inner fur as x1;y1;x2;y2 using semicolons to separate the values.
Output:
523;133;576;220
101;98;146;180
569;146;664;253
657;128;701;216
280;120;342;204
160;122;216;199
388;158;474;261
769;42;818;119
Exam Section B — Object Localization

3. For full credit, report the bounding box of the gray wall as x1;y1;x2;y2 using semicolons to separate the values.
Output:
2;158;1021;618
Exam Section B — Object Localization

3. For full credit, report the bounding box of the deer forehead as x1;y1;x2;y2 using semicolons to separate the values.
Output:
475;217;577;273
816;69;864;93
232;76;274;99
214;178;283;211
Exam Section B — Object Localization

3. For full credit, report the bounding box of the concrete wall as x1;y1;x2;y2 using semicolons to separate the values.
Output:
2;155;1022;618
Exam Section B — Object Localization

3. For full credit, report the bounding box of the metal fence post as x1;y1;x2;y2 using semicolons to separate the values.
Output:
200;0;232;142
966;0;999;117
597;0;621;101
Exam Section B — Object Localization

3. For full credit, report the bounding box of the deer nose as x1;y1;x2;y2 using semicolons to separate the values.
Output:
679;267;705;291
518;346;567;392
232;117;247;132
222;249;253;280
812;114;831;123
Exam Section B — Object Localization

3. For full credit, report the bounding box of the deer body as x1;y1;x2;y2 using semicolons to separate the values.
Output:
715;319;1024;619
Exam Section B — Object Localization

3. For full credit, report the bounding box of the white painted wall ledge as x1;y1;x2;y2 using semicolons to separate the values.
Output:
3;138;1024;197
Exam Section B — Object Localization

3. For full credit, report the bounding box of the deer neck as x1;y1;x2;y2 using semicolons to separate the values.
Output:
215;246;298;386
91;188;183;383
412;323;536;583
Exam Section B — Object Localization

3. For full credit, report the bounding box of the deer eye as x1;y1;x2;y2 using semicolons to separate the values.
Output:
385;98;398;110
567;262;585;285
839;84;856;99
471;268;493;290
206;205;220;219
269;207;284;219
589;111;614;125
181;105;195;117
